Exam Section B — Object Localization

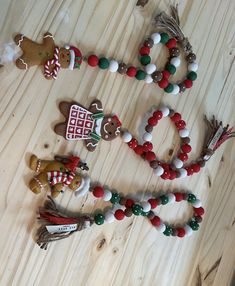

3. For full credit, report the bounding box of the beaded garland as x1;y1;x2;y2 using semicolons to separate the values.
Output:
36;184;205;249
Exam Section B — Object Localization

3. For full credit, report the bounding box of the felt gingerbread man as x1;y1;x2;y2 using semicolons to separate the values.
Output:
14;32;82;79
29;154;90;198
54;99;122;152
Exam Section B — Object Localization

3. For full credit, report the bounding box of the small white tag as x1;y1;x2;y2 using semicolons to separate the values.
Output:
208;126;224;150
46;224;77;233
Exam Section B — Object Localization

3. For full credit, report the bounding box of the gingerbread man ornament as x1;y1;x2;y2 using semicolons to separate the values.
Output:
14;32;82;79
54;100;122;152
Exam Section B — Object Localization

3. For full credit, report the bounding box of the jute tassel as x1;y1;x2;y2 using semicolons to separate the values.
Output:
155;4;193;54
202;116;235;161
36;196;93;250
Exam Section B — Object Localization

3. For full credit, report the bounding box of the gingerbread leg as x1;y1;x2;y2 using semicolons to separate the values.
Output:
29;173;49;194
54;122;67;137
51;190;61;198
15;55;29;70
14;34;25;48
59;102;73;118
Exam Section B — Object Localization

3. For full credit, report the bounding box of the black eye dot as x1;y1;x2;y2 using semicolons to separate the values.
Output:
67;60;69;62
111;122;114;125
109;132;112;135
67;53;70;56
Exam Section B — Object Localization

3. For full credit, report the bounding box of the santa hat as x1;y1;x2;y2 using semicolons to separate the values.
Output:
112;115;122;127
64;45;82;70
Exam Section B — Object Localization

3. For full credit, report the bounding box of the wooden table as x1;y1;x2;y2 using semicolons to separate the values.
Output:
0;0;234;285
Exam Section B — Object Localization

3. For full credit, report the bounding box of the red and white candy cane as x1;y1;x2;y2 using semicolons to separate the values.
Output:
44;47;61;79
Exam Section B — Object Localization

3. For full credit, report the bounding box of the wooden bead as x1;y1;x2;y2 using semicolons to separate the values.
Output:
118;63;127;74
151;71;163;82
124;208;133;217
150;160;159;169
170;47;180;57
182;137;190;144
186;53;196;63
178;82;186;93
144;38;154;48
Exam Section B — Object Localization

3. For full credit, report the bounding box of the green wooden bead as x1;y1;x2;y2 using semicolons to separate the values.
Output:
94;213;105;225
187;193;197;203
132;204;143;216
98;57;110;69
141;210;150;217
135;70;146;80
163;226;173;236
187;71;197;81
160;32;169;44
166;64;176;74
189;221;199;231
110;193;120;204
140;55;151;66
160;195;169;205
164;83;174;93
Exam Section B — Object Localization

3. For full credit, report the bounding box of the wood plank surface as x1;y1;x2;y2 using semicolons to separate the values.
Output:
0;0;234;285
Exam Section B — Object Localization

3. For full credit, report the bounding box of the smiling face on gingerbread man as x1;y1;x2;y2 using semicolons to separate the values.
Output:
100;115;121;141
59;48;71;68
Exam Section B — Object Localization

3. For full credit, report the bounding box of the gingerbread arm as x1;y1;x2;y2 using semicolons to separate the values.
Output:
43;32;55;47
84;138;99;152
88;100;103;114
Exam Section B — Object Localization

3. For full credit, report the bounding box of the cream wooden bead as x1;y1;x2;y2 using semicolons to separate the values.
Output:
184;225;193;236
145;63;157;75
105;211;115;223
188;63;198;72
173;158;183;169
145;75;153;84
171;84;180;95
143;132;152;142
156;222;166;233
178;168;187;178
167;193;176;204
141;202;151;212
179;128;189;138
109;60;119;72
150;33;161;44
122;131;132;142
153;166;164;176
170;57;181;67
159;106;170;117
192;199;202;208
103;189;112;201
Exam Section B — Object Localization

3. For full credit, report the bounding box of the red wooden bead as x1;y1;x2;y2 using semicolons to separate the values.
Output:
143;142;153;152
193;163;201;173
145;151;156;161
148;116;158;126
151;216;161;226
162;70;171;79
93;186;104;198
153;110;163;120
148;198;158;209
161;163;170;170
166;38;177;48
181;144;192;153
174;192;184;202
139;46;150;55
87;55;99;67
125;199;134;208
127;66;137;77
128;138;138;149
175;120;186;130
169;170;177;180
161;170;170;180
177;228;186;237
185;166;194;176
114;209;125;220
178;152;188;162
170;112;181;122
134;145;144;155
184;79;193;88
158;78;169;88
194;207;205;216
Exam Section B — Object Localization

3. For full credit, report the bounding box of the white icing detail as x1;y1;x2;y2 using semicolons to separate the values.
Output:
74;176;90;197
94;118;102;136
43;34;54;39
103;122;109;134
68;49;75;70
91;103;103;111
87;142;98;147
19;58;28;69
17;35;24;47
115;127;120;136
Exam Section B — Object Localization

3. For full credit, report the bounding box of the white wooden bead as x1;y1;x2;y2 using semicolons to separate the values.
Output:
171;84;180;95
188;63;198;72
145;75;153;84
103;189;112;201
167;193;176;204
122;131;132;143
153;166;164;176
109;60;119;72
150;33;161;44
173;158;183;169
143;132;152;142
184;225;193;236
156;223;166;233
178;168;187;178
159;106;170;117
192;199;202;208
179;128;189;138
145;63;157;75
105;211;115;223
141;202;151;212
170;57;181;67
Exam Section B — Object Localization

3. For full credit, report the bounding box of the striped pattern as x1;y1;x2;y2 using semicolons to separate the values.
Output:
47;171;75;186
44;47;61;79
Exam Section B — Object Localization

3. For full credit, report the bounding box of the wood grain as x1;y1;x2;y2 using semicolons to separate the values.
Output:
0;0;235;285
